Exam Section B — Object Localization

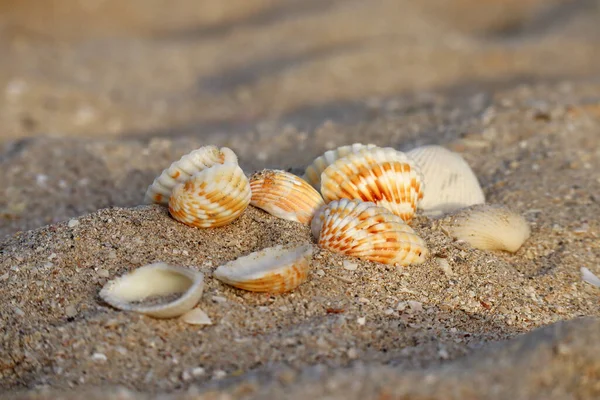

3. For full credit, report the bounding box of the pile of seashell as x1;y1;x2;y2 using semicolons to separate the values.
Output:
100;143;531;320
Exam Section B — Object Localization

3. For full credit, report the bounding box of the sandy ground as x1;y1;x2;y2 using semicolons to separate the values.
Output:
1;0;600;399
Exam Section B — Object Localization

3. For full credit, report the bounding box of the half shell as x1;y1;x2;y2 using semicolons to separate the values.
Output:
317;199;428;266
407;145;484;216
320;147;424;222
444;204;530;252
169;163;251;228
99;263;204;318
250;170;325;224
302;143;377;189
145;145;238;205
213;244;314;293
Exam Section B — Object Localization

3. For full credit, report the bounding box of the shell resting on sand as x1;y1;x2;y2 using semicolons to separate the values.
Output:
250;170;325;224
407;145;485;216
320;147;424;223
145;145;238;206
316;199;428;266
445;204;530;252
99;263;205;318
213;244;314;293
169;163;251;228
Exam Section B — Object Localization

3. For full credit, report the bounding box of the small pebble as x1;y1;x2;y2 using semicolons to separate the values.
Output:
91;353;107;362
65;305;77;318
342;261;358;271
68;219;80;228
356;316;366;326
408;301;423;312
316;269;325;277
212;370;227;380
211;296;227;303
97;269;110;278
347;348;358;359
192;367;206;377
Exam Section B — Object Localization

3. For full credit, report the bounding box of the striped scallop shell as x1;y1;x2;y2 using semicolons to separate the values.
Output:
169;163;251;228
317;199;428;266
320;147;424;222
145;145;238;205
407;145;484;216
214;244;314;293
302;143;377;189
445;204;530;253
99;263;204;319
250;170;325;224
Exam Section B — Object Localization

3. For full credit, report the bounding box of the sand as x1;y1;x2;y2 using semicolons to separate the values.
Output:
1;1;599;399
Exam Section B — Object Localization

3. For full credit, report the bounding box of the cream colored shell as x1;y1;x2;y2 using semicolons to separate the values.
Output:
213;244;314;293
250;170;325;224
99;263;204;318
407;145;484;216
145;145;238;205
168;163;251;228
317;199;428;266
445;204;530;252
320;147;424;222
302;143;377;189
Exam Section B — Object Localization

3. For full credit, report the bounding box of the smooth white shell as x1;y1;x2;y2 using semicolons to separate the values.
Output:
581;267;600;288
407;145;484;216
145;145;238;205
445;204;530;252
181;308;213;325
214;244;314;293
99;263;204;318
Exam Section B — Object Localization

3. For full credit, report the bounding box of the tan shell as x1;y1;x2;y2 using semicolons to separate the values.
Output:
317;199;428;266
302;143;378;189
407;145;485;216
145;145;238;205
169;163;251;228
213;244;314;293
99;263;204;319
320;147;424;222
445;204;530;252
250;170;325;224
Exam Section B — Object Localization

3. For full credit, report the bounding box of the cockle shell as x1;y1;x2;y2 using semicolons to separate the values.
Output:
250;170;325;224
444;204;530;252
302;143;378;189
99;263;204;319
169;163;251;228
213;244;314;293
145;145;238;205
407;145;485;216
316;199;428;266
320;147;424;222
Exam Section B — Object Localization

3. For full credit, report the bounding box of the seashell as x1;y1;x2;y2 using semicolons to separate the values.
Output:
169;163;251;228
250;170;325;224
310;205;327;240
99;263;204;319
407;145;485;216
581;267;600;288
181;308;213;325
145;145;238;205
317;199;428;266
320;147;424;222
302;143;378;189
444;204;530;252
213;244;314;293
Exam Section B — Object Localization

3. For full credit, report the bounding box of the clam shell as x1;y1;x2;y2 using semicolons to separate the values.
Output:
407;145;484;216
99;263;204;319
213;244;314;293
302;143;378;189
445;204;530;252
169;163;251;228
250;170;325;224
181;308;213;325
320;147;424;222
317;199;428;266
581;267;600;288
145;145;238;205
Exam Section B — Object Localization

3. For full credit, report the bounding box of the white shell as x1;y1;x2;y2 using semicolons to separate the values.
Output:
320;147;424;222
310;205;327;240
581;267;600;288
99;263;204;318
181;308;213;325
169;163;251;228
407;145;484;216
445;204;530;252
145;146;238;205
302;143;377;189
213;244;314;293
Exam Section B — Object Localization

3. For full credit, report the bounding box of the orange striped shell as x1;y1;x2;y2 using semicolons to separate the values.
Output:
250;170;325;224
320;147;424;222
317;199;428;266
145;145;238;205
168;163;251;228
